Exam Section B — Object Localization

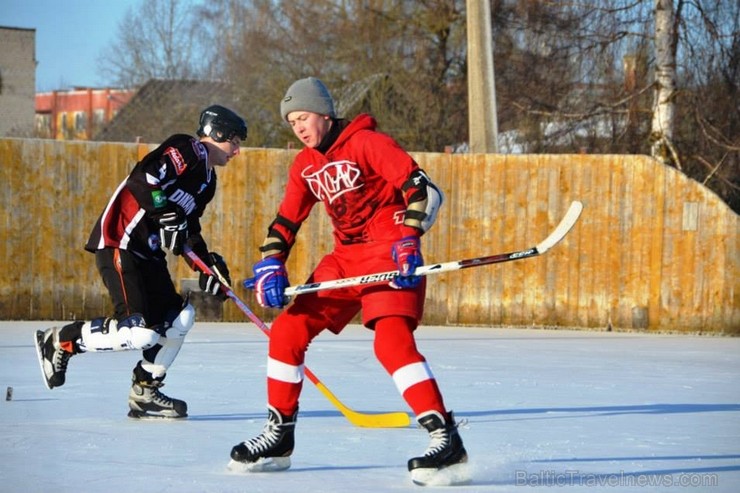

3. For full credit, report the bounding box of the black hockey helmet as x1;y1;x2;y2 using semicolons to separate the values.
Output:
197;105;248;143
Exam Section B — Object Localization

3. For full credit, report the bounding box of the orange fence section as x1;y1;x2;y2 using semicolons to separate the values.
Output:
1;139;737;333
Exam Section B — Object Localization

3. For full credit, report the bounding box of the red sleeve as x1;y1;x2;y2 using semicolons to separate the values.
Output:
359;130;420;191
358;130;424;238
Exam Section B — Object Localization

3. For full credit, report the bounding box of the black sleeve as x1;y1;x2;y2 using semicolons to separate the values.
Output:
126;134;198;215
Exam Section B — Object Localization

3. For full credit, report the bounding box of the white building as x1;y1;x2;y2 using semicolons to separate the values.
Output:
0;26;36;137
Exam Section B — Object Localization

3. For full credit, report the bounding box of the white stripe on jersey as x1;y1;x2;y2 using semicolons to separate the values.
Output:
119;208;146;250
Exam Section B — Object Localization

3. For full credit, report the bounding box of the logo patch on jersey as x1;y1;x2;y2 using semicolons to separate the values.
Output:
148;233;161;251
169;188;197;215
192;140;207;161
302;160;363;204
165;147;187;175
152;190;167;209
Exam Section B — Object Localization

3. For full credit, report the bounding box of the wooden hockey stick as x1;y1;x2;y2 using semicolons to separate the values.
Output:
285;200;583;296
183;247;411;428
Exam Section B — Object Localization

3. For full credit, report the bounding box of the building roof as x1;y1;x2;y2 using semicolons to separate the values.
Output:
93;78;245;143
0;25;36;32
333;73;387;118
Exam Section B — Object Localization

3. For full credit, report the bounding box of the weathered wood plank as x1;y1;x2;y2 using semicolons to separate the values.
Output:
1;139;737;333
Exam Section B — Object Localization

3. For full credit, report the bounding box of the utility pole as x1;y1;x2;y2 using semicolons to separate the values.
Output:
466;0;498;153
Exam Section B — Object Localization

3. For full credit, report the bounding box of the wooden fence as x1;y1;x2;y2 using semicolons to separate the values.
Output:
1;138;737;334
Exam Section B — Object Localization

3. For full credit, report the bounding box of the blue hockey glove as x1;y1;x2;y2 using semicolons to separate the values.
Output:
390;236;423;289
243;257;290;308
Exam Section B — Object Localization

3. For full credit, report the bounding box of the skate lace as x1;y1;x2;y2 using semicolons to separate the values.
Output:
244;420;283;454
424;427;450;456
148;382;174;406
54;349;71;373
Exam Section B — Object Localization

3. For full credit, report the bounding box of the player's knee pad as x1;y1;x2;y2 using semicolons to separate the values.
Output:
79;314;158;352
141;303;195;377
164;302;196;339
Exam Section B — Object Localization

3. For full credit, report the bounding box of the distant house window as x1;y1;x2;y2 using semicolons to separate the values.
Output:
93;109;105;126
35;114;51;136
75;112;87;132
60;112;73;139
92;109;105;136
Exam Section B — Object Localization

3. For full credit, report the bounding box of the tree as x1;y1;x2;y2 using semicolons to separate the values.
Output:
96;0;206;88
99;0;739;212
489;0;738;212
195;0;469;151
651;0;678;166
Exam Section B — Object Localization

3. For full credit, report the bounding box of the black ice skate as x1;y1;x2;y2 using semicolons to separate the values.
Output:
228;405;297;473
127;364;187;419
34;328;73;389
408;410;471;486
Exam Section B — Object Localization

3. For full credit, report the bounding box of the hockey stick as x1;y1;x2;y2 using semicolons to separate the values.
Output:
285;200;584;296
183;247;411;428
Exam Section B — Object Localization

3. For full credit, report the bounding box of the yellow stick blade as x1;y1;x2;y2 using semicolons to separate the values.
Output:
314;381;411;428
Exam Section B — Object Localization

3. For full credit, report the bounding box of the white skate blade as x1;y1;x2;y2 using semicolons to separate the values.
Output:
410;462;472;486
227;456;291;473
34;330;52;390
127;409;188;420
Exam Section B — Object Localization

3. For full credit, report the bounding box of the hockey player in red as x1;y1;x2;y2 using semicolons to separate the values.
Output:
34;105;247;419
230;77;468;485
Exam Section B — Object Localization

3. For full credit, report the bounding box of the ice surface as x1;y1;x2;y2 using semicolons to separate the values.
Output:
2;321;738;492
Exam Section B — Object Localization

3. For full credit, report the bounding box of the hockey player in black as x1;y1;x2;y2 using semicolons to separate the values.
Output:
34;105;247;419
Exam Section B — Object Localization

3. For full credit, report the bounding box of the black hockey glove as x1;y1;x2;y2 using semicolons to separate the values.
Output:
156;207;188;256
199;252;231;301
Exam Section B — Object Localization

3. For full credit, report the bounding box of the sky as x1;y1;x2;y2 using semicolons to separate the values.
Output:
1;0;168;91
2;321;739;492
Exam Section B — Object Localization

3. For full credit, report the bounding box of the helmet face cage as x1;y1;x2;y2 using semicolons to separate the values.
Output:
198;105;247;143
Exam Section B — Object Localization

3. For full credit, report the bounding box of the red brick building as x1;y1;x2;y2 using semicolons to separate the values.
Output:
35;87;135;140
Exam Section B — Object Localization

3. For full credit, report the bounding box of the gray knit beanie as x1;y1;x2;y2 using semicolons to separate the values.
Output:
280;77;336;121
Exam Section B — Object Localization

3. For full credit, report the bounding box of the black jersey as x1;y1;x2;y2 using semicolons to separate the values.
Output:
85;134;216;259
